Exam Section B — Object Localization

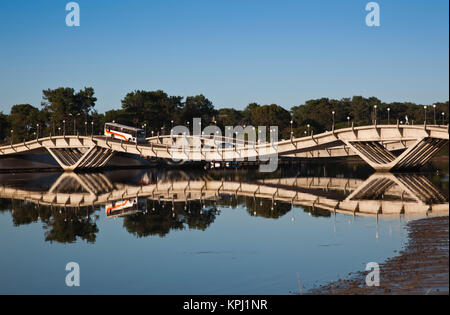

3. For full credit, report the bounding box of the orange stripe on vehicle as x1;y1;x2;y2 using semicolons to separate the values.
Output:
105;129;129;141
106;200;130;214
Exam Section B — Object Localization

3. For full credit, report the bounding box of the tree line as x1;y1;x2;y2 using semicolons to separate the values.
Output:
0;87;448;144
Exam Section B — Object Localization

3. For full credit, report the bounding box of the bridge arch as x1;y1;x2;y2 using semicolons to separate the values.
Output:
0;125;447;171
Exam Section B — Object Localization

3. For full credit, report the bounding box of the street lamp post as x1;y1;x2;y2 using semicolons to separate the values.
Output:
36;124;39;139
347;116;350;127
331;111;335;131
424;106;427;125
69;113;81;135
373;105;377;125
290;120;293;139
91;121;94;137
85;121;88;136
10;130;13;145
307;124;310;135
433;105;436;125
442;112;445;125
387;108;390;125
68;114;73;134
63;120;66;136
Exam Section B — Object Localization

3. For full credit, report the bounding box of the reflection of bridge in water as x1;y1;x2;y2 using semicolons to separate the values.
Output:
1;171;448;219
0;124;448;171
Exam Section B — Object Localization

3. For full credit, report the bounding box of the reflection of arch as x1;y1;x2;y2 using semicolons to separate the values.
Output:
1;172;447;218
49;172;114;195
346;173;447;204
339;173;449;215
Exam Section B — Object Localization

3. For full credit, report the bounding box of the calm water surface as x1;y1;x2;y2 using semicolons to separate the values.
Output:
0;165;448;294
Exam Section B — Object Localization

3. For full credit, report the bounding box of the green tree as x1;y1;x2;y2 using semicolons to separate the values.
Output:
433;101;449;125
121;90;183;132
103;109;129;125
123;201;217;238
9;104;43;141
292;96;381;134
41;87;97;135
44;215;99;244
244;103;291;139
216;108;243;128
0;112;10;144
7;199;99;244
179;94;216;126
242;102;260;125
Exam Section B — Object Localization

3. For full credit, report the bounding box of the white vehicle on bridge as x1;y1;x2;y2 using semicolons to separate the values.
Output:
105;197;147;218
104;122;146;143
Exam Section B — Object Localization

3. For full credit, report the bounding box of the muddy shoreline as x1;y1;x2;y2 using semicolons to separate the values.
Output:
308;216;449;295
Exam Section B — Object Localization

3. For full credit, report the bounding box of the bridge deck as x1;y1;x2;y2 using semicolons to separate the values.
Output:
0;125;448;171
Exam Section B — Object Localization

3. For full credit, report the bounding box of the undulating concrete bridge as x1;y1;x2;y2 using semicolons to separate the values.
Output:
0;124;448;171
1;172;447;218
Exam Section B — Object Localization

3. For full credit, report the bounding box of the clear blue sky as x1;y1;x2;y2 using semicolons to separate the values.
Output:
0;0;448;114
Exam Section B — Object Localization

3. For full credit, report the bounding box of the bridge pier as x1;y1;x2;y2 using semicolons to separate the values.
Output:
46;146;115;171
344;137;448;171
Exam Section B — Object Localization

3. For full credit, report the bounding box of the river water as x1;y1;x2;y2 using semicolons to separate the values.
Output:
0;163;448;294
